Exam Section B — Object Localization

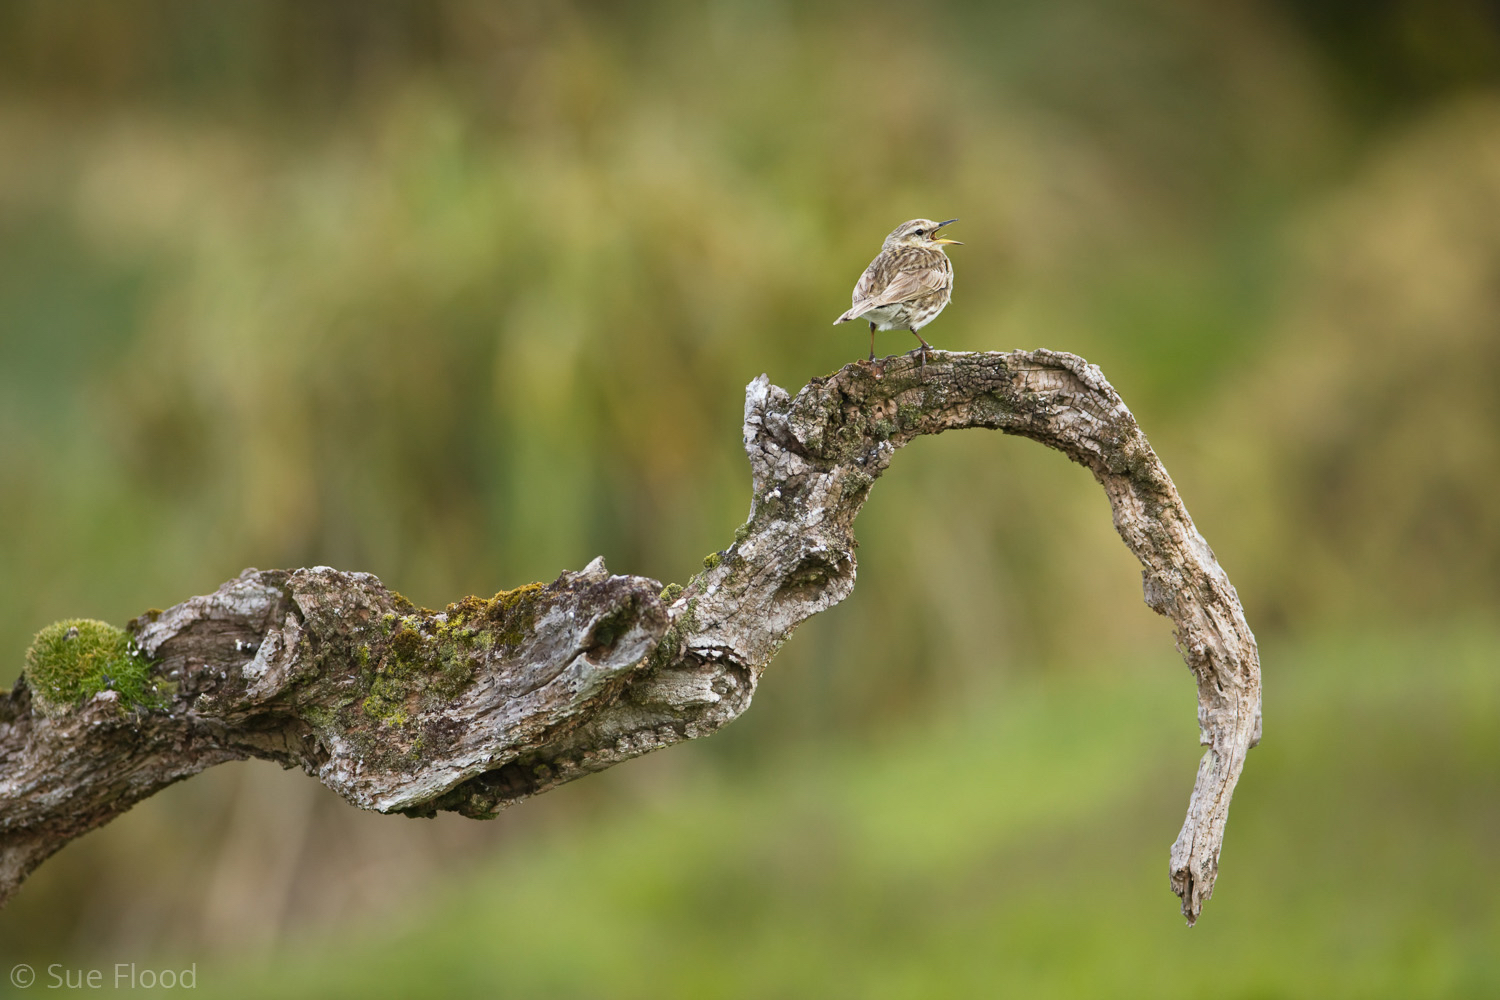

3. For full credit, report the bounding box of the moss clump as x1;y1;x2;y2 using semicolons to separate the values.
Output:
363;668;415;727
840;469;874;501
489;582;545;645
24;618;165;716
390;626;424;661
702;551;722;570
360;582;546;728
646;596;698;672
443;582;544;649
362;621;440;727
659;582;684;604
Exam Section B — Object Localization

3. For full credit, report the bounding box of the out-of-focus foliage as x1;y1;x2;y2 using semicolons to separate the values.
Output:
0;0;1497;989
1274;0;1500;123
1192;100;1500;627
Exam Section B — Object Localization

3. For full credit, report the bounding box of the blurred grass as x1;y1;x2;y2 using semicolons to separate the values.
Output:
114;624;1491;1000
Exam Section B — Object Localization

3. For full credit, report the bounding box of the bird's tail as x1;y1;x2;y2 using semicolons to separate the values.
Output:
833;303;870;325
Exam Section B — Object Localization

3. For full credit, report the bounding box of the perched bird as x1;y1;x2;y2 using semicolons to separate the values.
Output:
833;218;962;366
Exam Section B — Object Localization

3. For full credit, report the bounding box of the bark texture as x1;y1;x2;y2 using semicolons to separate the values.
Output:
0;350;1260;923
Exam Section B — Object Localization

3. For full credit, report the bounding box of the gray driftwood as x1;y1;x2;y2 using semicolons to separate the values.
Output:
0;350;1260;923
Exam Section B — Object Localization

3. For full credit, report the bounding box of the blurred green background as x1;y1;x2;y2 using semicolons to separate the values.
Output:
1;0;1498;995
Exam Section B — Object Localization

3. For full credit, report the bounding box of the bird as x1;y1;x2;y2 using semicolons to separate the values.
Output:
833;218;962;367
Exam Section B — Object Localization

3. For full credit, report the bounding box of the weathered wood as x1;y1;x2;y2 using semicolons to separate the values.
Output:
0;350;1259;923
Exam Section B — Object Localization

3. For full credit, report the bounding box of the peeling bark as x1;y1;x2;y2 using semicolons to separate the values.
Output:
0;350;1259;923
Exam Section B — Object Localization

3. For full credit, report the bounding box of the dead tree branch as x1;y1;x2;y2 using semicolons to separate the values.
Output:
0;350;1260;923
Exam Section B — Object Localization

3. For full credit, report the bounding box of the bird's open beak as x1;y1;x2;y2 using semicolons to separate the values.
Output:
932;219;962;245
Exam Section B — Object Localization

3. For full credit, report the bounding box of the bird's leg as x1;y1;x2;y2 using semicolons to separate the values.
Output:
869;321;877;363
909;330;932;369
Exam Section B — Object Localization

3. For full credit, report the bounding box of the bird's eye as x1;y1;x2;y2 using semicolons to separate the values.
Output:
914;229;925;237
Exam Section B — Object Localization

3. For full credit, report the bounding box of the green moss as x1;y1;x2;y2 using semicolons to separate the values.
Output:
360;582;546;728
432;614;481;697
647;596;698;672
362;620;436;726
659;582;684;604
702;551;722;570
436;641;476;695
840;469;874;501
494;581;544;610
390;626;424;661
445;582;544;648
490;582;545;646
301;702;336;734
23;618;166;716
363;672;412;727
733;523;750;544
362;621;432;727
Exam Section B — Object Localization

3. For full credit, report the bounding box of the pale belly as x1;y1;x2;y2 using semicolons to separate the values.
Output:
861;304;907;331
858;298;948;332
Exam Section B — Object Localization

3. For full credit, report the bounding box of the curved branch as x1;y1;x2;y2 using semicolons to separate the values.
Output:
0;350;1259;923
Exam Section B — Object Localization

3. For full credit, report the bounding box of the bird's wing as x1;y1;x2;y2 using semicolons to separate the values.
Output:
835;253;949;324
850;255;891;304
834;255;891;323
866;265;949;307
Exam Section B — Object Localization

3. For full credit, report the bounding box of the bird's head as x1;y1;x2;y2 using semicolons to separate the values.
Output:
883;218;962;250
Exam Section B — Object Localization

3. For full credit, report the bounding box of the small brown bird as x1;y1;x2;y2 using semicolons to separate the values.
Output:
833;218;962;366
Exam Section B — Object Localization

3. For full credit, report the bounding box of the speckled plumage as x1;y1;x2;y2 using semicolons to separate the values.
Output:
833;218;961;364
